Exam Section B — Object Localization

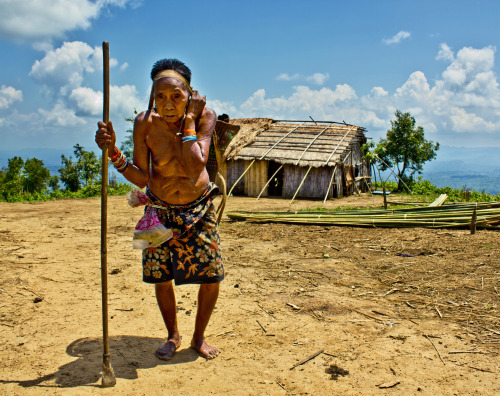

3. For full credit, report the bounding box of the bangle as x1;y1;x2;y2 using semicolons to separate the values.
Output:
109;147;121;160
182;136;197;143
116;158;129;173
183;129;196;135
111;152;124;166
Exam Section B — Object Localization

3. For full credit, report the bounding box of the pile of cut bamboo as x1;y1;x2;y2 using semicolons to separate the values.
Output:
227;202;500;229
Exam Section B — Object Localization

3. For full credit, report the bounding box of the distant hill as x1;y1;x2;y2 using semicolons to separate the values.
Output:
421;146;500;194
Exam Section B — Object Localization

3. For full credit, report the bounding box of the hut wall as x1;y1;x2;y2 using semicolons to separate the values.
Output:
326;165;343;199
282;165;335;198
226;160;246;195
348;143;371;193
244;160;268;197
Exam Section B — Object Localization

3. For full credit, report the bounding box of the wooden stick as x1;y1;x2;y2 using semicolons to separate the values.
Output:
295;126;330;165
290;349;324;370
289;166;312;205
256;164;283;200
424;335;445;365
259;124;304;160
100;41;116;388
256;320;267;333
323;164;337;204
228;159;255;196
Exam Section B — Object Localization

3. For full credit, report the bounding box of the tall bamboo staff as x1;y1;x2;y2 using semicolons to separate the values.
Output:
100;41;116;388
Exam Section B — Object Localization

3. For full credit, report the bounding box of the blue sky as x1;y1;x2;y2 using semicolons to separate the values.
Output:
1;0;500;158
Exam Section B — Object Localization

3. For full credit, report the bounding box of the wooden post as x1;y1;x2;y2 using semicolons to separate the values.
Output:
382;182;387;210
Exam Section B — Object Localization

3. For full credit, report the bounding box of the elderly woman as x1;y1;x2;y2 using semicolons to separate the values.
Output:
95;59;223;360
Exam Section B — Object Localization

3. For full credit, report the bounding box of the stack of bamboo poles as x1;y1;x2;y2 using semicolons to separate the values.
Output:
227;202;500;229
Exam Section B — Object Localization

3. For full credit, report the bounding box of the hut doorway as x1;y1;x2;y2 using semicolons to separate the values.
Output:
267;161;284;196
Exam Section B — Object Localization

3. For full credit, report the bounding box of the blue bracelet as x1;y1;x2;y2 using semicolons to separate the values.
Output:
182;136;198;143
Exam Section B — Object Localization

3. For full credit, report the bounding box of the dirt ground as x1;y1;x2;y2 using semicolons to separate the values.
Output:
0;194;498;395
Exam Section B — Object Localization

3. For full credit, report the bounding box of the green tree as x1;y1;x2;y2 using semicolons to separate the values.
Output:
59;144;101;192
22;158;51;193
1;156;24;197
376;110;439;190
120;110;137;161
73;144;101;186
59;154;80;192
48;175;60;191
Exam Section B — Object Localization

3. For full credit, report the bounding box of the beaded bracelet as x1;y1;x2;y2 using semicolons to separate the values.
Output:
183;129;196;135
182;136;198;143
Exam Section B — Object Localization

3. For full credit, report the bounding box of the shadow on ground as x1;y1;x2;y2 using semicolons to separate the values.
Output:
1;335;199;389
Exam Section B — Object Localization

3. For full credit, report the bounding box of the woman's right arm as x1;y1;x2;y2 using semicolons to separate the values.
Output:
95;113;150;188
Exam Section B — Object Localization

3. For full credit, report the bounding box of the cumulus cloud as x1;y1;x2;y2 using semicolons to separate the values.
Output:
306;73;330;85
28;41;142;130
0;85;23;109
276;72;330;86
69;84;142;117
276;73;300;81
30;41;118;96
0;0;142;44
214;44;500;146
383;31;411;45
436;43;454;62
38;102;87;127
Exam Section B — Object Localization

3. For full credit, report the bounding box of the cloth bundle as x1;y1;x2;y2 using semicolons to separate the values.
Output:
127;189;173;249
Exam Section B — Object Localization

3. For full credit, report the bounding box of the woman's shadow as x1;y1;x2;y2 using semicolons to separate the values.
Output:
4;336;199;389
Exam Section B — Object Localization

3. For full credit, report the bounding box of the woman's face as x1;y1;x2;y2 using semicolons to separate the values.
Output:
153;77;190;122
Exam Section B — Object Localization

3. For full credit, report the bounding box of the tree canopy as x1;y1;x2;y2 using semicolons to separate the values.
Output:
368;110;439;190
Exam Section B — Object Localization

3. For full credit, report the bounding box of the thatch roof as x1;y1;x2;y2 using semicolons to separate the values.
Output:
225;119;367;167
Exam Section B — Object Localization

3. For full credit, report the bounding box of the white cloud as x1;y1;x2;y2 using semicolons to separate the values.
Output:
0;85;23;109
0;0;142;44
276;73;300;81
120;62;129;71
30;41;118;96
206;99;238;117
306;73;330;85
383;31;411;45
436;43;454;62
38;102;86;127
276;72;330;86
69;84;142;118
28;41;141;129
213;44;500;146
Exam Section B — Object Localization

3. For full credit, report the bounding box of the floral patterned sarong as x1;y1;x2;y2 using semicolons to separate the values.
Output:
142;183;224;285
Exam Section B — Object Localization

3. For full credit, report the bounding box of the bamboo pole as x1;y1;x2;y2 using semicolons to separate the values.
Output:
323;125;356;166
322;165;337;204
295;125;330;165
228;159;255;196
258;124;304;160
289;166;312;205
257;164;284;200
100;41;116;388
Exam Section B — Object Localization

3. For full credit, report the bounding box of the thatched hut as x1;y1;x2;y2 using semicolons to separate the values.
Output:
220;118;371;200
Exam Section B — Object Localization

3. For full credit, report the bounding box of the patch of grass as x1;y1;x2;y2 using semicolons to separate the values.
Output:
0;182;133;203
